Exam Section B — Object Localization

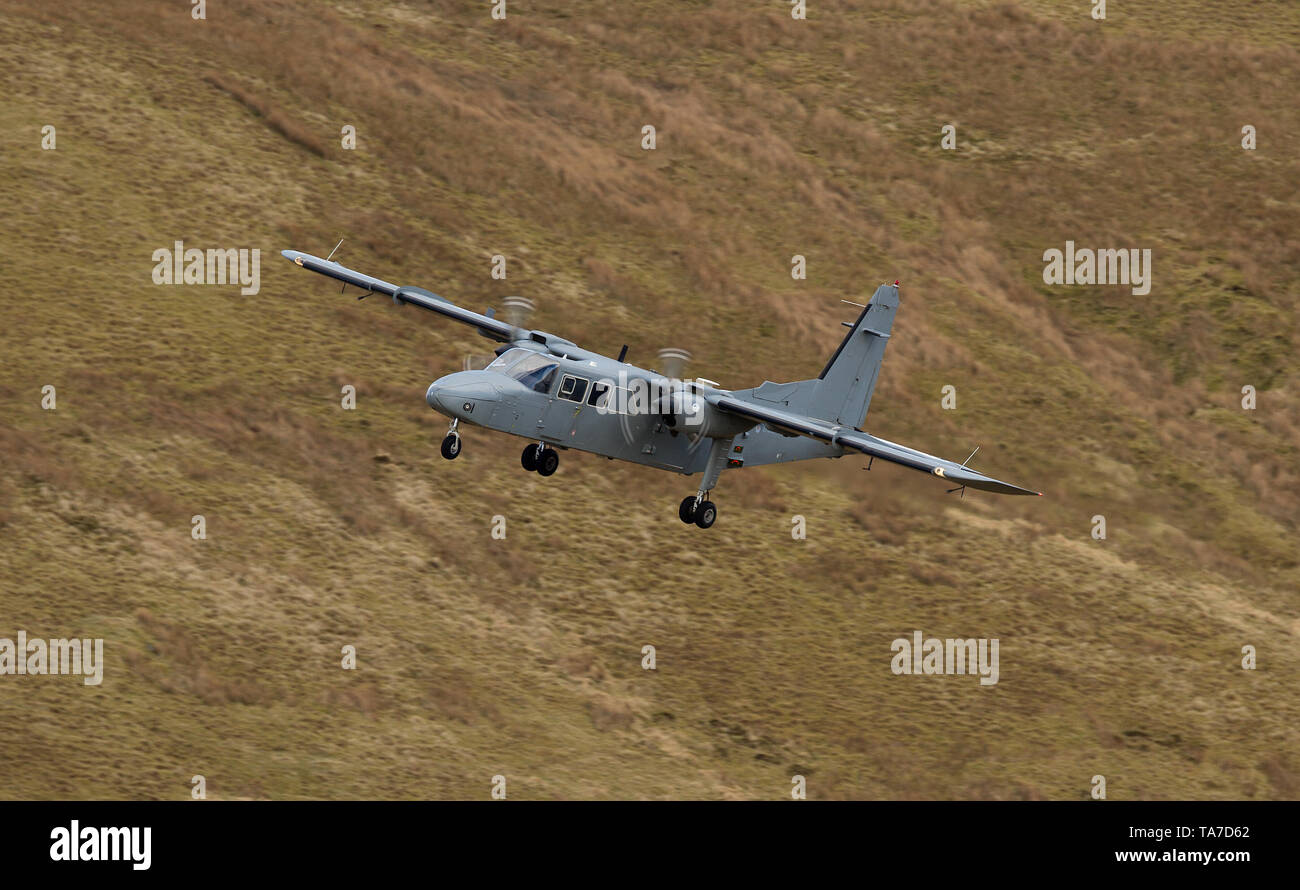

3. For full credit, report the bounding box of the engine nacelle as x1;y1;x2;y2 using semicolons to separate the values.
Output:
652;380;752;439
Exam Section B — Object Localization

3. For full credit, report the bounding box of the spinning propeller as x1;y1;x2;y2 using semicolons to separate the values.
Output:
655;348;692;380
502;296;535;334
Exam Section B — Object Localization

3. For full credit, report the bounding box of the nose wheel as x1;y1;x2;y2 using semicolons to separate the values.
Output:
440;418;461;460
522;443;558;476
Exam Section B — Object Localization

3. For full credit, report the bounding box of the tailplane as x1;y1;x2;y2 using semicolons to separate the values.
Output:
731;283;899;428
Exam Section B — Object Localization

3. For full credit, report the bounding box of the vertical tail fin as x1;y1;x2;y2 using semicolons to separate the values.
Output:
806;283;899;428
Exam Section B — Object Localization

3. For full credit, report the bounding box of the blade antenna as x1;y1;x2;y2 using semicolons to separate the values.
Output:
327;238;349;294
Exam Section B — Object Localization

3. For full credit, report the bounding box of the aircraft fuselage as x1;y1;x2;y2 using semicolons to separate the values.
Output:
424;345;840;476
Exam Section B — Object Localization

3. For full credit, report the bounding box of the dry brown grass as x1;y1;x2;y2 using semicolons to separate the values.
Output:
203;72;330;159
0;0;1296;799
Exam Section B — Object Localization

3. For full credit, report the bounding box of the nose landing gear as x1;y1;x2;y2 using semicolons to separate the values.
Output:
440;418;461;460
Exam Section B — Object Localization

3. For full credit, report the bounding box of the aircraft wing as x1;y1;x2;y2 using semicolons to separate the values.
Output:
281;249;518;342
710;393;1041;496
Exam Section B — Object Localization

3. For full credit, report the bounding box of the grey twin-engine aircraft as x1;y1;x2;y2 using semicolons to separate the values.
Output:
283;248;1040;529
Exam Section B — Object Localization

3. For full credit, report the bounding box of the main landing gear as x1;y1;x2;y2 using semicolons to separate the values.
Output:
677;436;728;530
521;443;558;477
440;418;461;460
678;495;717;529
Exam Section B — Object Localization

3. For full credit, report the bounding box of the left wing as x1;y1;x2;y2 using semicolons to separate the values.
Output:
710;393;1041;496
282;249;518;342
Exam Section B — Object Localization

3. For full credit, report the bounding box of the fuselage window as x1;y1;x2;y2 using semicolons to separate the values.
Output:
587;382;611;408
558;375;589;403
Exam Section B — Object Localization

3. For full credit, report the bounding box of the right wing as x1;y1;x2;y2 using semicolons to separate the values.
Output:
710;393;1041;496
281;249;518;342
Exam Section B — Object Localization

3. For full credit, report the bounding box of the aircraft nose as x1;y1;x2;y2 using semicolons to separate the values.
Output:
425;372;500;418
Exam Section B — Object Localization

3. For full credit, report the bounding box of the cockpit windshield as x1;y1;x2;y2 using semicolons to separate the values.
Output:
504;352;559;393
483;348;558;393
484;348;531;373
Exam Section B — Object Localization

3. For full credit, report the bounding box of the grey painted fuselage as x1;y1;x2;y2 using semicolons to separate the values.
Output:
425;345;841;477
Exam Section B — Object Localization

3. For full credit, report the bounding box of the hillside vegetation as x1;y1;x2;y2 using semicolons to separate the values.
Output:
0;0;1296;799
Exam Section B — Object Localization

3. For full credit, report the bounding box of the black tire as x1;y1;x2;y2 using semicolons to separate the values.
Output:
537;448;559;477
678;496;697;524
440;434;461;460
693;500;717;529
521;444;539;472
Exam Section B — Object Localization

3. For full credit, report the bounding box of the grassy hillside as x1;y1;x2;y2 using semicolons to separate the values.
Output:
0;0;1296;799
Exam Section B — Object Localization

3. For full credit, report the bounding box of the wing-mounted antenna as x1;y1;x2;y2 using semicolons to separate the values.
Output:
321;238;364;298
946;446;980;497
320;238;374;301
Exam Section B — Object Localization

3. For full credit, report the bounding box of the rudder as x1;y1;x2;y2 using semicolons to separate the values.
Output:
806;283;899;428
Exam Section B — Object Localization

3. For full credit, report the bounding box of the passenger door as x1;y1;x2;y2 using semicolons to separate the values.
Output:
539;373;591;443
